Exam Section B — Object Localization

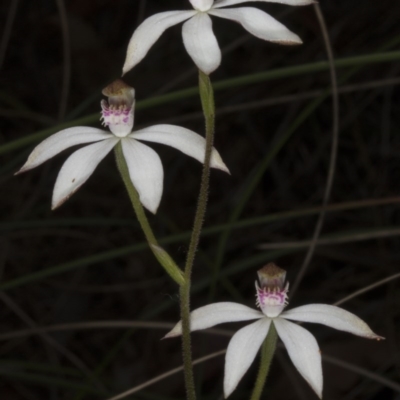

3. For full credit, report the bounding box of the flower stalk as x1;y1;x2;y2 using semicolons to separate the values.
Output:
114;141;185;286
250;322;278;400
179;70;216;400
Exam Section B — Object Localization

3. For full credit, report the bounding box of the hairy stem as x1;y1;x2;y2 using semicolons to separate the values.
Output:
114;141;184;286
250;323;278;400
179;70;215;400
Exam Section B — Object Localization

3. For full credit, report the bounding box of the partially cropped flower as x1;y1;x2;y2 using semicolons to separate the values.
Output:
123;0;314;75
16;80;229;213
165;263;383;398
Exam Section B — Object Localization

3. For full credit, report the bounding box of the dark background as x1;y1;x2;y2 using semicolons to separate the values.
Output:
0;0;399;399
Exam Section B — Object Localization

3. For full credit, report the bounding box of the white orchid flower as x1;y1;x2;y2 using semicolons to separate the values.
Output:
165;263;383;398
15;80;229;213
123;0;315;75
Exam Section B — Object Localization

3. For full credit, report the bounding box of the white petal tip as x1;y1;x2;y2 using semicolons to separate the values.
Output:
51;198;65;211
217;159;230;174
211;151;230;174
311;379;323;399
163;321;183;339
15;162;35;175
224;386;236;399
272;38;303;46
51;185;83;210
122;64;131;76
122;54;140;75
163;326;181;339
14;167;26;176
217;163;230;174
162;332;178;339
223;382;239;398
144;203;159;215
122;53;138;76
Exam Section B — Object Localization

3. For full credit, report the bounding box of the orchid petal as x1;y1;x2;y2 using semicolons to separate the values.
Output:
209;7;302;44
131;124;230;173
224;318;271;398
164;302;263;338
281;304;384;340
16;127;111;174
190;0;214;11
52;138;118;210
121;138;164;214
182;13;221;74
274;318;322;399
213;0;315;8
123;11;196;75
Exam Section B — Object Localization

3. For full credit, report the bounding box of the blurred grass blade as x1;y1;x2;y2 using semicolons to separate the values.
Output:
1;51;400;156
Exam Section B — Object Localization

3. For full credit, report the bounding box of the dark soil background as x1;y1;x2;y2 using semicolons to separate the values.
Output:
0;0;399;399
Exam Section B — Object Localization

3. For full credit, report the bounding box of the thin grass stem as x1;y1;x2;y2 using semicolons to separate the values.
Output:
291;3;340;297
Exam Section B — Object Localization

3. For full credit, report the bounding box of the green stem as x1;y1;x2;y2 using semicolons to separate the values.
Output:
179;70;215;400
250;323;278;400
114;142;184;286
